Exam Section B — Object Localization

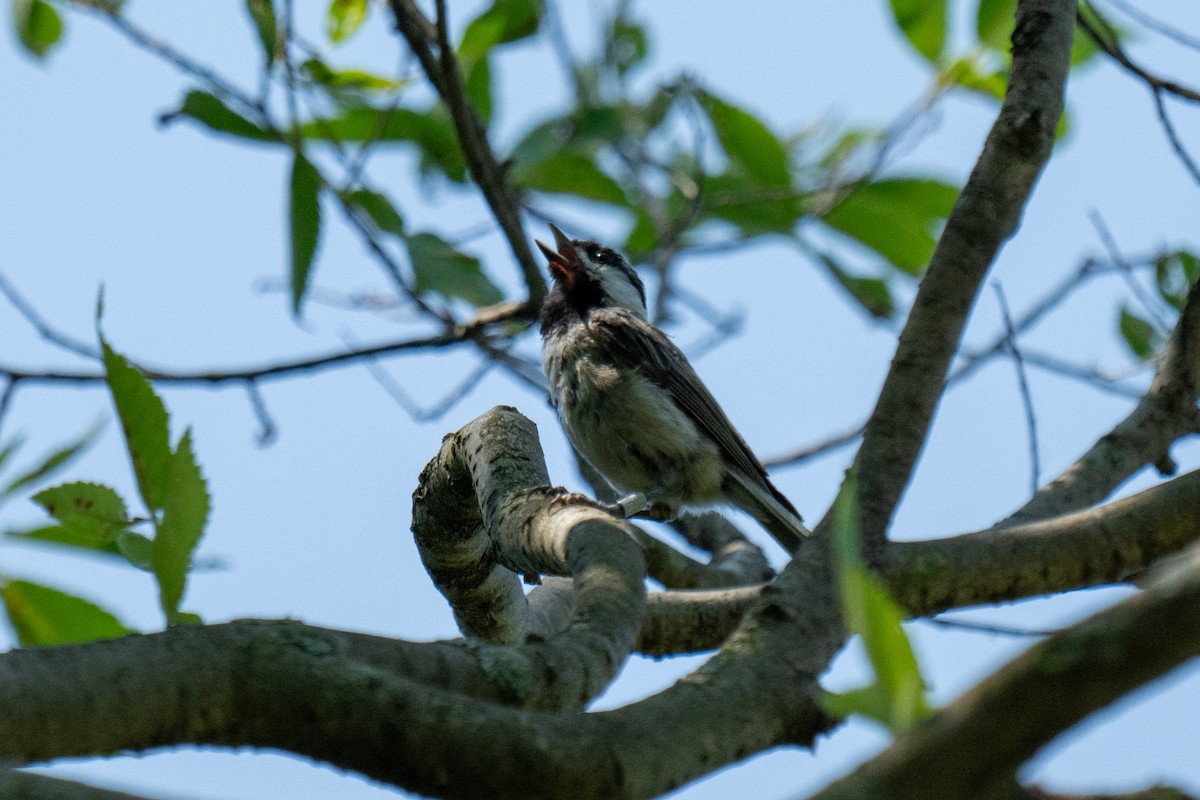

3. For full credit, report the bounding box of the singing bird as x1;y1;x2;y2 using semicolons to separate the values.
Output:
537;223;810;554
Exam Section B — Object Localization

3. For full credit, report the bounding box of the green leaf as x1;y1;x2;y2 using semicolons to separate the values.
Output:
943;57;1008;103
168;90;280;143
464;56;493;124
116;529;154;571
343;188;405;238
811;249;896;319
1155;250;1200;311
828;476;932;733
822;178;959;274
406;233;504;307
245;0;277;65
703;93;790;187
604;14;648;76
458;0;540;62
512;153;628;206
327;0;368;44
0;422;104;501
299;107;467;181
300;59;405;96
31;482;130;541
1;580;131;647
889;0;946;62
976;0;1017;51
13;0;63;59
6;523;127;561
102;342;173;512
153;430;211;620
623;209;658;260
819;684;896;728
1118;306;1160;359
289;150;323;315
703;172;802;235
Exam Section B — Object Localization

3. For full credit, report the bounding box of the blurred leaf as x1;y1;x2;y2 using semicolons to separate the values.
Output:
344;188;405;238
1072;5;1110;69
101;341;172;512
604;13;648;76
116;529;154;571
703;92;790;187
704;172;802;235
327;0;368;44
976;0;1016;51
573;105;626;145
300;59;405;96
623;209;658;260
811;249;895;319
300;106;467;181
13;0;63;58
458;0;540;62
406;232;504;307
169;90;280;143
0;422;104;501
827;475;932;733
889;0;946;62
1118;305;1160;359
153;430;210;620
512;152;627;206
31;481;129;541
822;177;959;274
289;150;322;315
245;0;277;65
7;523;126;560
943;57;1007;102
464;55;493;123
1;580;132;647
1155;250;1200;311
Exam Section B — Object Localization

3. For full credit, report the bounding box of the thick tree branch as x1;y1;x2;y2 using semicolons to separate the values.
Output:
847;0;1074;551
812;542;1200;800
887;468;1200;614
1009;273;1200;524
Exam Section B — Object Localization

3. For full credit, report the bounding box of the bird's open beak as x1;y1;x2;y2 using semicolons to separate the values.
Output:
535;223;579;284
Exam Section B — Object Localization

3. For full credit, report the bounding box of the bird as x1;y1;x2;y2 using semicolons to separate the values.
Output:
536;222;810;554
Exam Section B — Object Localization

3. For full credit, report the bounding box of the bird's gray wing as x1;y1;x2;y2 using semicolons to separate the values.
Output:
587;309;797;515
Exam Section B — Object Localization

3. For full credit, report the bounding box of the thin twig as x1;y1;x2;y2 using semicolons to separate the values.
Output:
1152;88;1200;186
1102;0;1200;52
0;273;99;360
926;615;1061;638
994;283;1041;495
244;379;278;446
1090;211;1171;332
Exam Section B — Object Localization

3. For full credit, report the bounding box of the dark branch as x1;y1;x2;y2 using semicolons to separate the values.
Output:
847;0;1074;552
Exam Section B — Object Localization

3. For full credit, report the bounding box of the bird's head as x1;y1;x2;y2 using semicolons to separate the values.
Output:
536;223;647;318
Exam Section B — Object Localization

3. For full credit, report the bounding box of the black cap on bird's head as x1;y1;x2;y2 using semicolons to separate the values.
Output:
535;223;647;317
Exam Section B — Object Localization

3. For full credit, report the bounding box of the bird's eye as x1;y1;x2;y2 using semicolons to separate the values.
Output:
595;249;613;264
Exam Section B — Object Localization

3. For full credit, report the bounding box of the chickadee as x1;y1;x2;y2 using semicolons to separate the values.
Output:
536;223;810;554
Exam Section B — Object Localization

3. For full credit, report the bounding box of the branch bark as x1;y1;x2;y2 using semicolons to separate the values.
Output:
848;0;1074;552
812;542;1200;800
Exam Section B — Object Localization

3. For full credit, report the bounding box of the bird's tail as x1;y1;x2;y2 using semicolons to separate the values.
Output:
725;471;811;555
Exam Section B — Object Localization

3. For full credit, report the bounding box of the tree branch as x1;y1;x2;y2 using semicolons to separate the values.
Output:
812;541;1200;800
388;0;546;310
847;0;1074;551
1008;271;1200;524
887;468;1200;614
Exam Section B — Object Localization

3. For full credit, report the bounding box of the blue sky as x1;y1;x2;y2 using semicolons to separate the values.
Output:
2;1;1199;798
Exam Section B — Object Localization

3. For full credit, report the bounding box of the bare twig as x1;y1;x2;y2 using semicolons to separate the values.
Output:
994;283;1041;495
389;0;547;310
0;273;98;360
1090;211;1170;332
244;379;277;446
1152;89;1200;186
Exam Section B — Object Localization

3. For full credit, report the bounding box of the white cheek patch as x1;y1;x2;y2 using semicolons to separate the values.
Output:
595;267;648;319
